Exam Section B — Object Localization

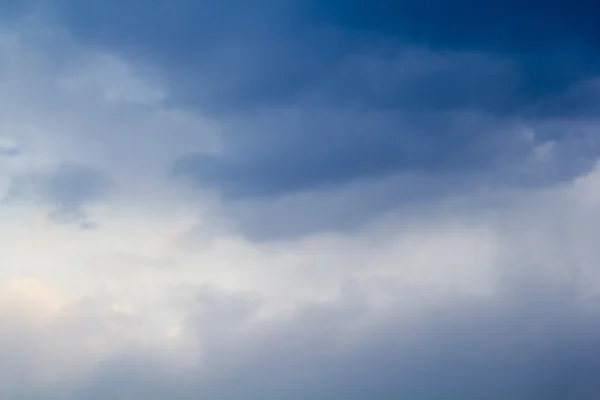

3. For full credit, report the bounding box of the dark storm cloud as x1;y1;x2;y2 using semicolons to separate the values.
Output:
19;0;598;113
308;0;600;100
173;105;525;199
2;162;112;226
8;0;600;232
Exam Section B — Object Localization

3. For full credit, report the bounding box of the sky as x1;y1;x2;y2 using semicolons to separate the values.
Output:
1;1;600;398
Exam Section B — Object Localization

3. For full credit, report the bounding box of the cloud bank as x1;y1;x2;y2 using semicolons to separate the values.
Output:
1;1;600;398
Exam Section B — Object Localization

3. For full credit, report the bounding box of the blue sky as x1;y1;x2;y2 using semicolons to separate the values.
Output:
1;1;600;398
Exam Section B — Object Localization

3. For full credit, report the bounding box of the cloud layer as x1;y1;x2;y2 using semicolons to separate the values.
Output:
1;2;600;399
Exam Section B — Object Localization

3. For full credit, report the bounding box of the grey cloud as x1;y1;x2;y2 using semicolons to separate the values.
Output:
3;173;600;399
176;111;600;241
0;148;20;157
65;275;600;400
18;0;600;114
0;147;20;158
0;293;145;399
7;2;600;194
173;106;522;199
0;137;21;157
219;172;476;241
168;48;600;208
6;2;600;237
3;162;112;226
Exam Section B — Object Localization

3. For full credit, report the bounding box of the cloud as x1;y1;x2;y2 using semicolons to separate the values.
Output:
1;3;600;399
3;156;600;399
21;0;600;111
4;1;599;218
7;206;600;400
173;110;600;240
3;162;112;226
0;137;20;157
170;273;600;400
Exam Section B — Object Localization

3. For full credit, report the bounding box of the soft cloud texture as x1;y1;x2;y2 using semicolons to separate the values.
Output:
1;2;600;399
4;162;112;226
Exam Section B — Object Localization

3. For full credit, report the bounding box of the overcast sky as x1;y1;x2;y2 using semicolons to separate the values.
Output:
1;1;600;398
